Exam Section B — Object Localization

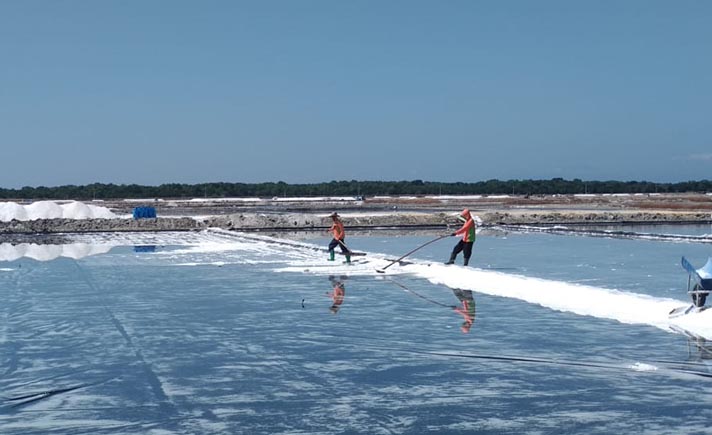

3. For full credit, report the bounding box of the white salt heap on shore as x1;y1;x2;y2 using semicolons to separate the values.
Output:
0;201;116;222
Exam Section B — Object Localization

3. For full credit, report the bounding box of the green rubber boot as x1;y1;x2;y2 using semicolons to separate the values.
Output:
328;250;335;261
345;254;351;264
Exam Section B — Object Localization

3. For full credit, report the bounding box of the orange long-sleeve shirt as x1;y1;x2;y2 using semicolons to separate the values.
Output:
454;211;476;242
330;220;345;240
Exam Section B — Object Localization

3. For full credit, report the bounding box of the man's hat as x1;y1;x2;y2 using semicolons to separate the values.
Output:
330;212;340;218
457;208;471;222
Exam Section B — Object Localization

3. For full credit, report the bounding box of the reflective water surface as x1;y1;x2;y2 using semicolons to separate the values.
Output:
1;228;711;434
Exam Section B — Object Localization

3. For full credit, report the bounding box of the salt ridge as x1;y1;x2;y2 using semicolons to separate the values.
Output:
0;200;116;222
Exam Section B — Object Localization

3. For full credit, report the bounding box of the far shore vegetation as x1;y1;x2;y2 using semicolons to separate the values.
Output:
1;179;710;200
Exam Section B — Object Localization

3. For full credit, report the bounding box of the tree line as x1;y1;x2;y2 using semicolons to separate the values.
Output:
0;178;710;200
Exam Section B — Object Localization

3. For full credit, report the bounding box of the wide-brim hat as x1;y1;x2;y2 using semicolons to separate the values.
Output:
330;212;340;218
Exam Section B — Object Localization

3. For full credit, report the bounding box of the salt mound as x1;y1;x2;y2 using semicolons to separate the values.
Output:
0;202;29;222
61;201;93;219
87;204;117;219
26;201;64;220
0;201;117;221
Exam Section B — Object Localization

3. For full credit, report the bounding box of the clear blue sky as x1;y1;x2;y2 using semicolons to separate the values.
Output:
1;1;710;188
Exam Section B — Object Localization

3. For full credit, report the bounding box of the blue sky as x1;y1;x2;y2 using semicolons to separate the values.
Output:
1;1;710;188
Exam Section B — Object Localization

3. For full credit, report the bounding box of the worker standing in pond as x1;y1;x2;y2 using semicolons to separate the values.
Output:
445;209;476;266
327;212;350;263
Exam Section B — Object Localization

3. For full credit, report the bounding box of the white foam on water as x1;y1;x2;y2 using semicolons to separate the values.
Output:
629;362;658;372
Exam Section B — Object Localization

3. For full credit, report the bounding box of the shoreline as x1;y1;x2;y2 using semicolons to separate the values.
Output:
0;211;710;237
0;193;710;236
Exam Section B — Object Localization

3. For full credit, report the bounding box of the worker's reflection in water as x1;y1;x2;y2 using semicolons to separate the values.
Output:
327;276;347;314
452;288;476;333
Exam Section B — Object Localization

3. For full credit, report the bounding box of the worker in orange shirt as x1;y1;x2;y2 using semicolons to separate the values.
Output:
445;209;476;266
327;212;350;263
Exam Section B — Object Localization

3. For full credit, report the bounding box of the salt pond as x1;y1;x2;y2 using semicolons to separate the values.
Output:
1;227;711;434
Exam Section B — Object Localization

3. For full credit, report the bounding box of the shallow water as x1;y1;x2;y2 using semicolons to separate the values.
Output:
1;228;711;434
585;223;712;237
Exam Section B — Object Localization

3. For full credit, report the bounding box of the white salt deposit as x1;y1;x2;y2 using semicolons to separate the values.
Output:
0;202;29;222
88;204;118;219
25;201;64;220
0;200;116;222
61;201;93;219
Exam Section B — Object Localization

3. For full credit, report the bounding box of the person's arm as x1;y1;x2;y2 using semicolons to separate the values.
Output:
454;219;473;236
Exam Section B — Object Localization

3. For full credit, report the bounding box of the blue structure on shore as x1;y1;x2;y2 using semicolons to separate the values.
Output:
682;256;712;307
134;245;157;253
133;206;157;219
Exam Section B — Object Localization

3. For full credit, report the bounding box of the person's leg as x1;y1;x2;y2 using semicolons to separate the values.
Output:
463;242;474;266
446;240;465;264
338;238;350;263
328;239;339;261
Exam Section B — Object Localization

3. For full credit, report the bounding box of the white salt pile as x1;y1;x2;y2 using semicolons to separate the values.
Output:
0;202;28;222
0;201;117;222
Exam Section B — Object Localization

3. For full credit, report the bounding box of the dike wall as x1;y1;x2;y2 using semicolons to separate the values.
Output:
0;210;710;235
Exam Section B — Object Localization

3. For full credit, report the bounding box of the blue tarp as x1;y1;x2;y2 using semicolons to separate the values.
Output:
133;207;157;219
134;245;156;253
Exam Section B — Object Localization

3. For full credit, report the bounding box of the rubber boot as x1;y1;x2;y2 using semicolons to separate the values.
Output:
463;257;470;266
445;253;456;265
345;254;351;264
328;250;335;261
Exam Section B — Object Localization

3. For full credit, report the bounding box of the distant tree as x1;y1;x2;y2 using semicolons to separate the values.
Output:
0;178;710;200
